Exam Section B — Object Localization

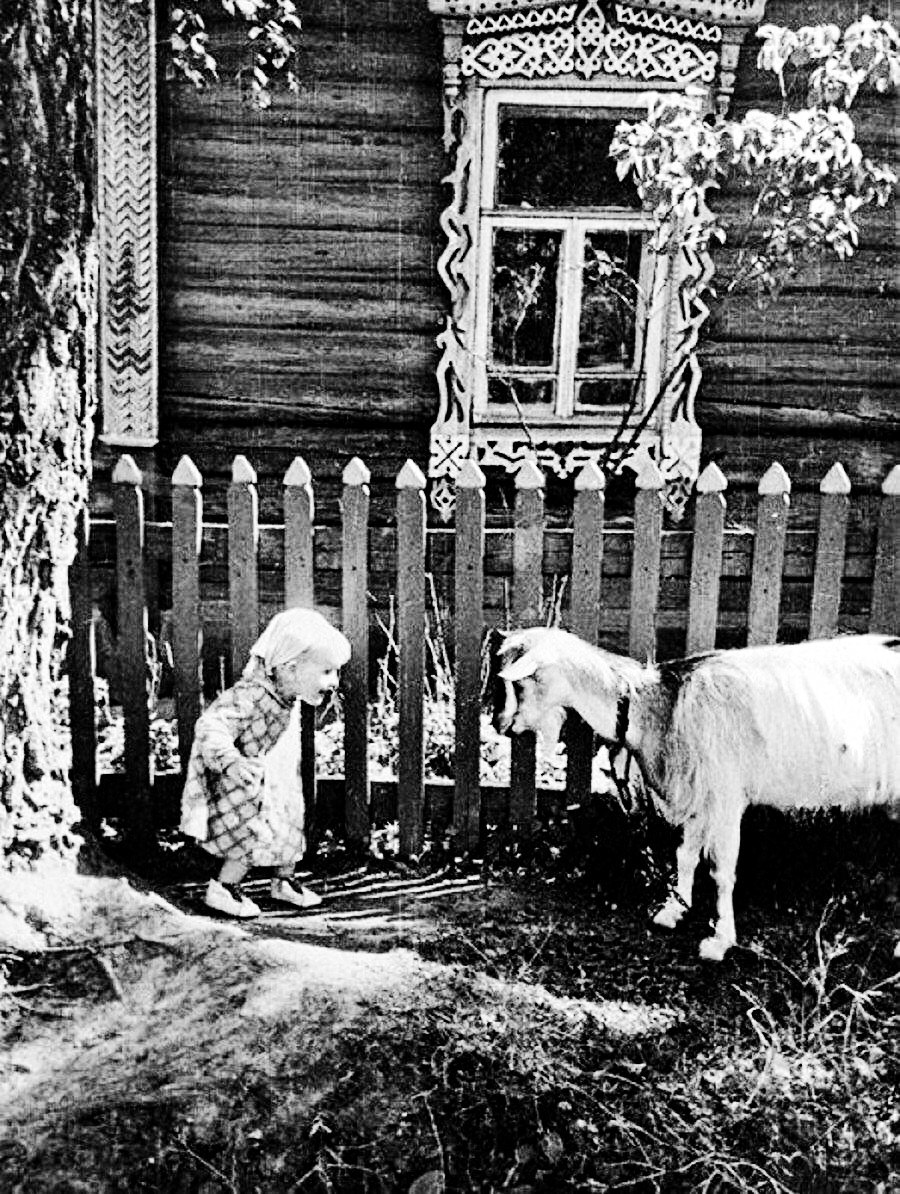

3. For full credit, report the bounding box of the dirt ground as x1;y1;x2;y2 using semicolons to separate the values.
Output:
0;814;898;1193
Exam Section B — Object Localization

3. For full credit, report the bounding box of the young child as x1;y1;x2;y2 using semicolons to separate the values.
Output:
180;607;351;918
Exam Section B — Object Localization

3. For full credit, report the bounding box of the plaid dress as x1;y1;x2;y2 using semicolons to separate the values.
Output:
180;676;306;866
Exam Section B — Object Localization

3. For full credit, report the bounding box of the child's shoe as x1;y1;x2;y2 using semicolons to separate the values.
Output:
270;878;322;909
204;879;261;918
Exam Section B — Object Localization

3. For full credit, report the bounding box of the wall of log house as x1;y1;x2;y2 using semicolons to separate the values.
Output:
87;0;896;660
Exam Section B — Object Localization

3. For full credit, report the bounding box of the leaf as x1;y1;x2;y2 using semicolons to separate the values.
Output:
408;1172;445;1194
541;1131;565;1164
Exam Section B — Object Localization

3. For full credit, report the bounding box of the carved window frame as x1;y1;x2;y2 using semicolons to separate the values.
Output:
425;0;769;518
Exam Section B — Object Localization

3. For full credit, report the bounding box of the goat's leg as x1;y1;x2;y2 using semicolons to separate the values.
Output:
699;811;743;962
653;819;702;931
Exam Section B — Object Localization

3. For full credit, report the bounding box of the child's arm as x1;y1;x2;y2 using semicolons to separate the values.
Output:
193;686;264;782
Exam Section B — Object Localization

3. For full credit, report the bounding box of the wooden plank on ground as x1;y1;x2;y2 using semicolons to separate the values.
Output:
112;456;152;844
870;464;900;634
567;461;605;804
342;457;371;849
283;456;318;846
510;461;544;833
630;454;663;662
172;456;203;772
686;463;727;654
452;460;486;855
227;455;259;678
396;461;426;859
809;463;851;639
747;462;791;645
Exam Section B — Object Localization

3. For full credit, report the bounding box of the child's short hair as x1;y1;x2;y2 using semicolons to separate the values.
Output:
244;608;351;677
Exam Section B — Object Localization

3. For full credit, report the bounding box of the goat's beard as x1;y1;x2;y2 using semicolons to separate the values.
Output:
536;705;566;752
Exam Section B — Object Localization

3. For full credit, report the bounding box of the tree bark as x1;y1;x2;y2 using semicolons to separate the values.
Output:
0;0;95;864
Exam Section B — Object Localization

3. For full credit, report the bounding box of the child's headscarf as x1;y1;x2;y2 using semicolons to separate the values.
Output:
243;608;351;678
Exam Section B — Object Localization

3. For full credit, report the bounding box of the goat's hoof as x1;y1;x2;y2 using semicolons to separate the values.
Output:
652;903;683;931
698;935;733;963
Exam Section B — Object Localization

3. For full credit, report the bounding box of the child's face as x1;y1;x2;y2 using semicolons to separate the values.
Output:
273;650;342;705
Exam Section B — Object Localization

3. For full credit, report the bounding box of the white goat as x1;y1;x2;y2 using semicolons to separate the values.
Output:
497;628;900;961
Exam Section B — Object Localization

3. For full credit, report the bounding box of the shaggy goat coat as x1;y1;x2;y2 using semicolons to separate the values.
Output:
497;630;900;959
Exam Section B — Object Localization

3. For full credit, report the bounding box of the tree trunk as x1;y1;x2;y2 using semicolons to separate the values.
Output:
0;0;95;864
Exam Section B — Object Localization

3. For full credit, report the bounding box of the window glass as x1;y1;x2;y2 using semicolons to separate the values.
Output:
578;230;644;369
489;228;561;368
496;111;640;209
577;379;637;408
488;378;556;408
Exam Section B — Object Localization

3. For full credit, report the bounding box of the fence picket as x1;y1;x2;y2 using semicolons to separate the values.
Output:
686;463;727;654
567;462;605;803
870;464;900;634
112;455;152;842
453;460;486;854
396;461;427;858
809;463;850;640
284;457;317;847
172;456;203;772
227;455;259;679
342;457;371;849
510;461;544;832
68;507;97;825
747;463;791;646
630;455;663;662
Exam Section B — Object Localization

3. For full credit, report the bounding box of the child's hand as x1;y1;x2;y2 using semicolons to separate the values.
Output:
226;757;264;787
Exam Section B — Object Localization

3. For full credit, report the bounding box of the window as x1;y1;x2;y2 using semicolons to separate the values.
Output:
474;91;666;428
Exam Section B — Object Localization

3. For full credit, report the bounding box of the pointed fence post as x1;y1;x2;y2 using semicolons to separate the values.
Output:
227;455;259;679
68;506;97;826
113;455;153;844
396;461;427;859
567;461;605;804
510;460;544;834
748;462;791;646
452;459;486;855
630;454;664;663
870;465;900;634
172;456;203;772
686;463;727;655
284;457;318;850
342;457;371;850
809;463;850;640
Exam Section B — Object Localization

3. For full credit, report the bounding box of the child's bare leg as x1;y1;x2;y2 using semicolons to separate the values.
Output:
219;860;249;886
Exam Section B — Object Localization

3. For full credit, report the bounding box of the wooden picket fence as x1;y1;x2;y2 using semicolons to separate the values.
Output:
67;452;899;857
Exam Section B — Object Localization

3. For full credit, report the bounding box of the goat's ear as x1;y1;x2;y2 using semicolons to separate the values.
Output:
499;654;538;682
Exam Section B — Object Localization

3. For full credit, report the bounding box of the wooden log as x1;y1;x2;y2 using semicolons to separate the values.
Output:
171;456;203;772
870;465;900;634
342;457;371;849
630;454;663;663
686;463;727;654
112;456;152;844
396;461;426;859
747;462;791;646
510;461;544;832
567;461;605;804
809;463;851;640
283;456;318;848
452;460;486;855
227;455;260;679
68;507;97;826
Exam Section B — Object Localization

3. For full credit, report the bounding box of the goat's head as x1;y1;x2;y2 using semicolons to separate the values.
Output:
494;628;573;750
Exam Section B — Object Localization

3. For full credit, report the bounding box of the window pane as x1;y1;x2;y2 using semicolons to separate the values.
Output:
488;378;555;408
497;111;640;209
578;231;644;369
490;229;561;368
577;379;636;408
